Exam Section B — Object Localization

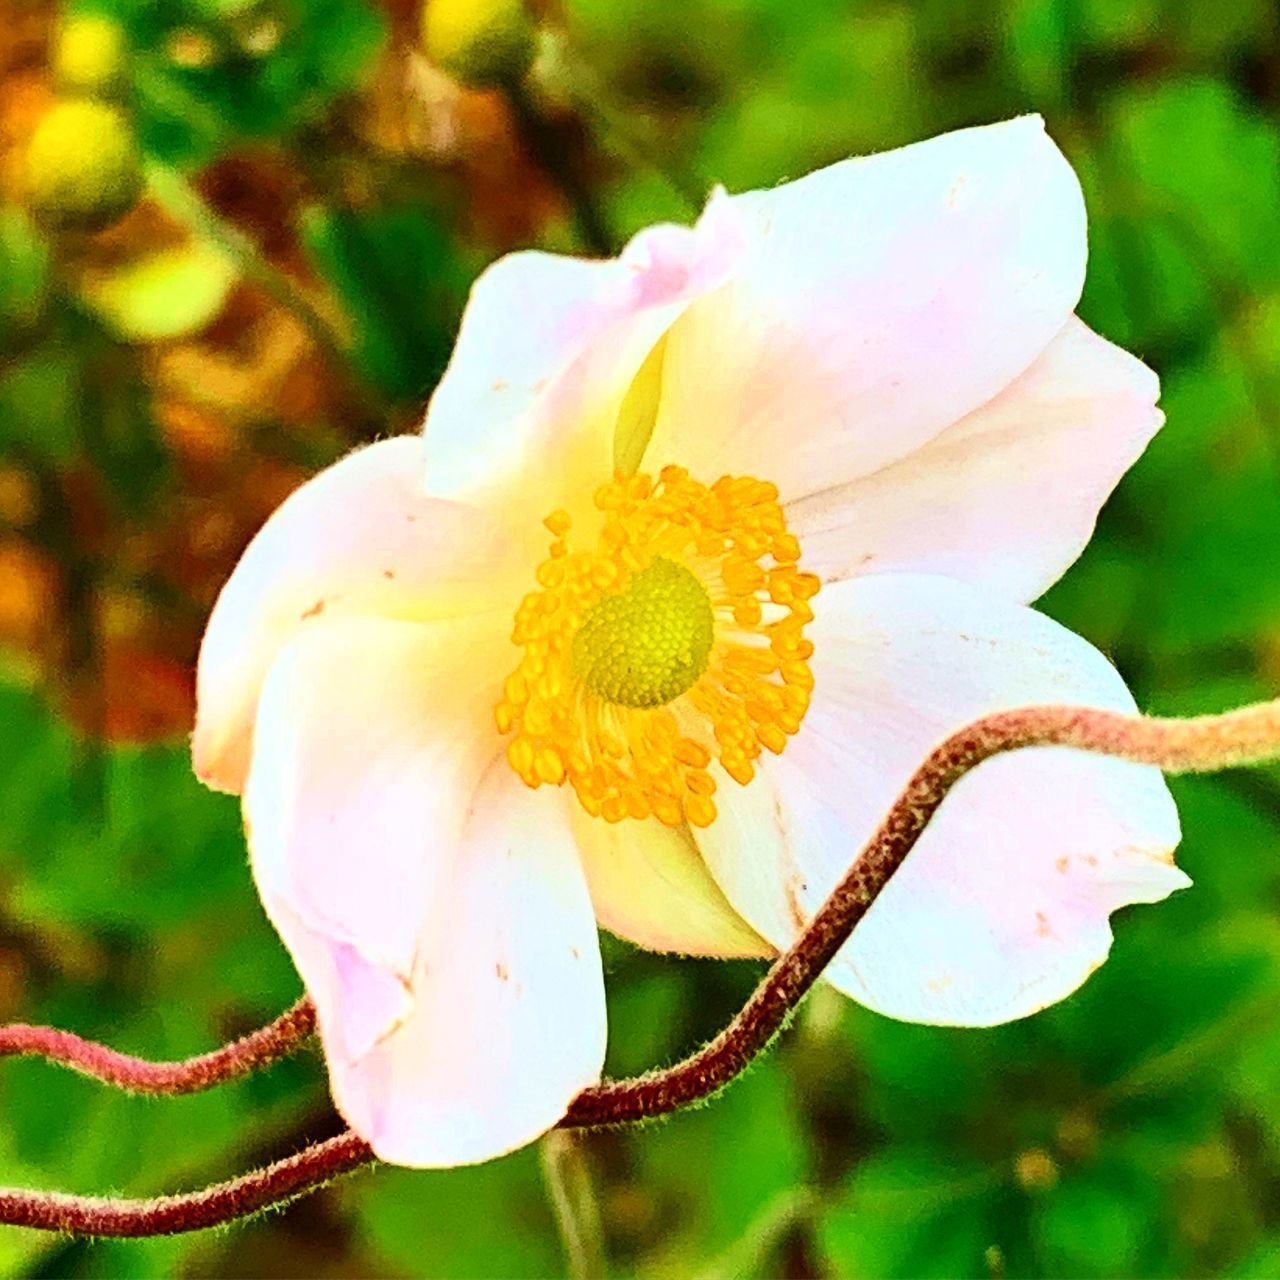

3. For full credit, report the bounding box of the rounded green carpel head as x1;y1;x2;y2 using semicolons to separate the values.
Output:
25;99;143;233
572;557;715;710
53;16;131;100
421;0;536;89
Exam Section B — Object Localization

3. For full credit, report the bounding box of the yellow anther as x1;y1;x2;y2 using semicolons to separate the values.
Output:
686;769;716;796
772;533;801;563
674;739;711;769
536;559;565;588
508;736;535;776
684;794;718;828
497;467;819;827
781;660;815;689
652;796;684;827
722;554;765;594
535;748;566;784
595;481;626;510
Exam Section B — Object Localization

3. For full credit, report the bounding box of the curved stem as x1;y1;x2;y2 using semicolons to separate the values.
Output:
564;698;1280;1125
3;698;1280;1236
0;997;315;1095
0;1131;372;1236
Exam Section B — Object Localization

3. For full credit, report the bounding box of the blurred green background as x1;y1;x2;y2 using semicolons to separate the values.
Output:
2;0;1280;1276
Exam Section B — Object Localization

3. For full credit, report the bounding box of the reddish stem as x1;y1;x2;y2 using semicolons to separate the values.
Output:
0;997;315;1095
2;698;1279;1236
0;1131;372;1236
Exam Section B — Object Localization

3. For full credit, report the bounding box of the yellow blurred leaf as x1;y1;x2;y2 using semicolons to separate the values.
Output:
82;241;238;342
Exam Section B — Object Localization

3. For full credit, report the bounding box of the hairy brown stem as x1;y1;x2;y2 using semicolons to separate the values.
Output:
564;699;1280;1123
3;698;1280;1237
0;1132;372;1236
0;997;315;1095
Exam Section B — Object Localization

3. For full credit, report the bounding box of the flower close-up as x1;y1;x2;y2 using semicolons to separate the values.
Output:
192;115;1188;1170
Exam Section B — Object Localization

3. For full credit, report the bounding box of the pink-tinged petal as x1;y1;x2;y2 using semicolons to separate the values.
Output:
645;117;1087;498
245;614;508;1013
569;809;773;959
332;766;606;1167
787;318;1164;601
696;574;1185;1027
194;437;518;795
246;615;606;1167
420;190;745;526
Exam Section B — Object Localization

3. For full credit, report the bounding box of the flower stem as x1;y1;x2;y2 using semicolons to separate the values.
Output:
0;996;314;1094
561;697;1280;1125
4;697;1280;1235
0;1131;371;1236
540;1130;607;1280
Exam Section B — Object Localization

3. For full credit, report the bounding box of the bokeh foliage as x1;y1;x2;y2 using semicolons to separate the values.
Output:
2;0;1280;1275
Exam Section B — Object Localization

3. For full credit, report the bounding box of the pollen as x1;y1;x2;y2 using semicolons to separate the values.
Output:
496;467;820;829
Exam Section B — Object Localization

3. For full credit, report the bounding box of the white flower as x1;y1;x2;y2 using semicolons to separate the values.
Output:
193;116;1185;1168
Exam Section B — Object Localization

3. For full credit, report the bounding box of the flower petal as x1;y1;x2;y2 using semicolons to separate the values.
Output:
695;574;1186;1027
786;318;1164;601
330;766;607;1168
420;190;744;526
569;809;773;958
645;116;1087;499
245;614;507;1014
246;614;607;1167
194;437;517;795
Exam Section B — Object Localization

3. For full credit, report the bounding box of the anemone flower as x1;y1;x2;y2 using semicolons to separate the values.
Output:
193;116;1185;1168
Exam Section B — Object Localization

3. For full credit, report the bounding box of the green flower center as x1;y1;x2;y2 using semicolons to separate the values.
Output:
571;556;714;709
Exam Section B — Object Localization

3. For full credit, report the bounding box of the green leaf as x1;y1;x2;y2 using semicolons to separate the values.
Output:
301;203;472;403
629;1056;808;1273
0;305;171;508
0;345;81;462
345;1152;564;1280
1111;79;1280;295
77;337;173;518
843;1006;1008;1138
1001;0;1072;107
1231;1237;1280;1279
1044;918;1280;1094
107;0;388;166
1029;1159;1161;1277
0;675;320;1251
817;1149;998;1280
0;205;51;343
602;968;687;1079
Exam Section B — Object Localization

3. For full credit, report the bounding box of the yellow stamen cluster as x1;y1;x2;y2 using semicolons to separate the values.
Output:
496;467;820;828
